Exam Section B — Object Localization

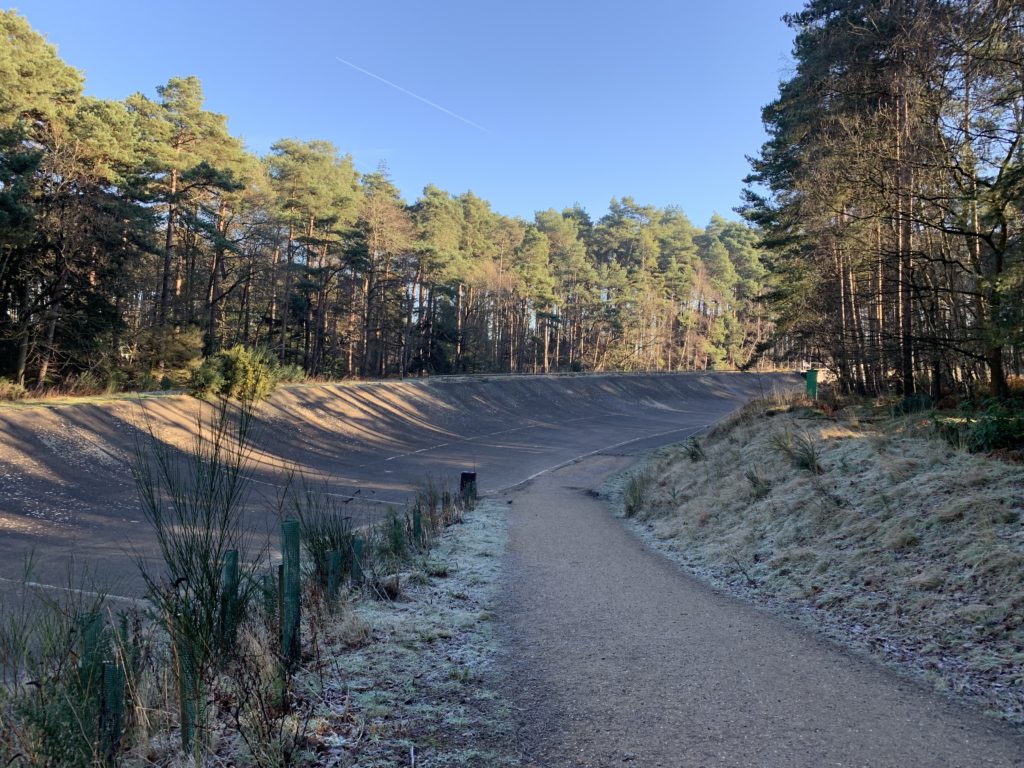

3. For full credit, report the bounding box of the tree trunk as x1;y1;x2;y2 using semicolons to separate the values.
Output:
204;199;228;356
158;167;178;330
897;77;915;396
280;223;294;362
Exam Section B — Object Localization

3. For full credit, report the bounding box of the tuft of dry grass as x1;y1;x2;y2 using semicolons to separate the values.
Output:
623;470;654;518
625;400;1024;722
684;437;706;462
744;466;772;500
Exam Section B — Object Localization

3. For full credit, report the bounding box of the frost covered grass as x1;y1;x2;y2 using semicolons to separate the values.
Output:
306;499;516;766
614;396;1024;722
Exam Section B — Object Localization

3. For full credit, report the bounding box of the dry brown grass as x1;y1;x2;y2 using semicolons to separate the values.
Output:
633;401;1024;721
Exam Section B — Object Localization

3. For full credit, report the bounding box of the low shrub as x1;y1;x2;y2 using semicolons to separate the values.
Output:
134;371;160;392
0;377;27;401
967;402;1024;452
0;560;146;768
220;346;280;400
770;427;824;474
189;346;281;401
379;510;410;565
624;470;654;517
744;465;772;500
933;400;1024;453
791;431;824;474
685;437;706;462
292;482;354;589
65;371;108;396
189;358;226;398
276;363;306;384
4;399;470;766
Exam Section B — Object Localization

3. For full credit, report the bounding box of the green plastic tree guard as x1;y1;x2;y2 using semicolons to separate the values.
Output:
327;549;341;603
101;662;125;764
78;611;104;690
175;630;197;754
220;549;239;653
277;563;285;625
281;520;301;667
806;369;819;401
351;536;364;586
263;570;276;618
413;509;423;546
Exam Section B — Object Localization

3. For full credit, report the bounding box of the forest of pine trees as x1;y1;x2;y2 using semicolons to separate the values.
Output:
0;11;773;394
7;2;1020;400
745;0;1024;398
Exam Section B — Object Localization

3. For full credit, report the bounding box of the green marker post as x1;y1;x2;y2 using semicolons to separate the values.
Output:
351;536;364;586
281;520;301;667
806;368;818;401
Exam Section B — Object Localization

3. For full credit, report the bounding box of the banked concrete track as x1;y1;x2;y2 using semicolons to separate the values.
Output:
0;372;787;596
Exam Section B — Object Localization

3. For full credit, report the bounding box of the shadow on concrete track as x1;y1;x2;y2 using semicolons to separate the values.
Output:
0;372;794;597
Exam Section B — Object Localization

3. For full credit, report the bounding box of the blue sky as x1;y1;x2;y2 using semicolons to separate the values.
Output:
10;1;797;226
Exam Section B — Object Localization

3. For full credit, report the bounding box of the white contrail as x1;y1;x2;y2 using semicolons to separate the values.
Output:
335;56;488;133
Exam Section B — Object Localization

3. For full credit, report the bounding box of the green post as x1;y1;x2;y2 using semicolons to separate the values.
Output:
281;520;301;667
100;662;125;764
277;564;284;627
77;611;104;690
460;471;477;504
220;549;239;653
175;630;196;755
351;536;364;586
327;550;341;603
262;570;276;619
413;509;423;546
806;368;819;401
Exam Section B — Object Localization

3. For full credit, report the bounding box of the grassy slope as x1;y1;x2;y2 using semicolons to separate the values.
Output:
623;397;1024;722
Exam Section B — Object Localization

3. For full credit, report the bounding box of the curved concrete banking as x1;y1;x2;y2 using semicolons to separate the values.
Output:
0;371;791;594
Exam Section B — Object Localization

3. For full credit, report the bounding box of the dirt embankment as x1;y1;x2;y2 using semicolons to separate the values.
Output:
623;397;1024;723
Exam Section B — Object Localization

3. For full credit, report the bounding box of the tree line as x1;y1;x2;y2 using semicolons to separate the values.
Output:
0;11;772;393
745;0;1023;398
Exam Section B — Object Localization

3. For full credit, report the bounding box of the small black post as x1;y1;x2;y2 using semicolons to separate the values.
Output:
460;471;477;504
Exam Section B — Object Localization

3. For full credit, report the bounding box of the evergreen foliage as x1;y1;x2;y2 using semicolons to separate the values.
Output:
0;11;772;394
189;346;281;401
745;0;1024;398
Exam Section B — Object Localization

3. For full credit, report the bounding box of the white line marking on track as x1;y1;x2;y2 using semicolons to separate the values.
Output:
485;422;713;494
0;575;145;605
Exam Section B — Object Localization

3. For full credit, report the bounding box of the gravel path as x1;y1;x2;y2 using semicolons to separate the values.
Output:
500;454;1024;767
